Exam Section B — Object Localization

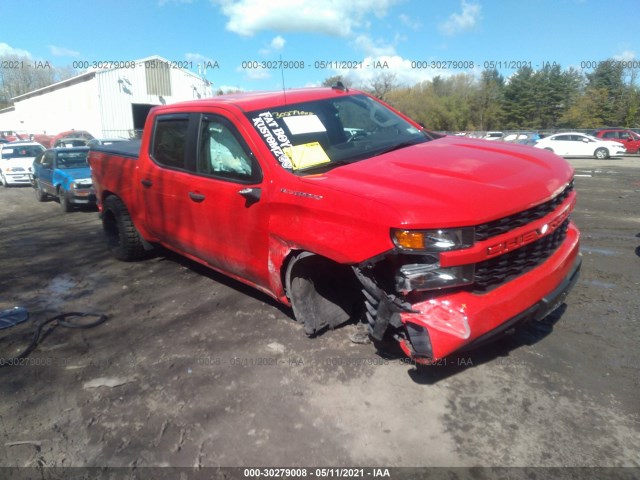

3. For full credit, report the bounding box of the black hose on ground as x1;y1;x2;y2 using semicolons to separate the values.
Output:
0;312;108;367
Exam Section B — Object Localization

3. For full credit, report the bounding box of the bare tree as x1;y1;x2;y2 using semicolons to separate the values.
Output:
367;72;398;101
0;55;78;108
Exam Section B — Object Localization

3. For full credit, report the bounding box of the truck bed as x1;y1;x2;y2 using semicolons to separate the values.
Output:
89;140;141;159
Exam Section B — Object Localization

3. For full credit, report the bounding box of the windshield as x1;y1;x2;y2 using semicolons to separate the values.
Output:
246;94;432;173
57;151;89;169
1;145;45;159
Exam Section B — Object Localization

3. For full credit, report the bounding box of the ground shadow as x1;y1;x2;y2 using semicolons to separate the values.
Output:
154;246;292;318
371;305;567;384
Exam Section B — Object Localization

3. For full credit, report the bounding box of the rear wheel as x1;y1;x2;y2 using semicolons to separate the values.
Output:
594;147;609;159
543;147;554;153
102;196;146;261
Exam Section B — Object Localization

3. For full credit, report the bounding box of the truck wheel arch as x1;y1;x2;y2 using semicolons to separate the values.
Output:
284;251;363;336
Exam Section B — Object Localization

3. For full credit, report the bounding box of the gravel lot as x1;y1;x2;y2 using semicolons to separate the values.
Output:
0;154;639;477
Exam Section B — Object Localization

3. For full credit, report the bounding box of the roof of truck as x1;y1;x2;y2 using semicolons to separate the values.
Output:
153;86;361;114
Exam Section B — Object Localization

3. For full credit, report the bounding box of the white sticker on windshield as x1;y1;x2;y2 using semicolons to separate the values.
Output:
283;115;326;135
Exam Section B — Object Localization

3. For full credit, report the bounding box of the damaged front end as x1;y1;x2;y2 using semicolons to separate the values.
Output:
353;191;582;363
353;227;478;363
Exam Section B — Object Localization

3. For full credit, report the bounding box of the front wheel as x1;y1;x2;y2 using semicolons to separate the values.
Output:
1;173;8;187
285;252;362;336
594;147;609;159
59;187;73;212
102;196;146;261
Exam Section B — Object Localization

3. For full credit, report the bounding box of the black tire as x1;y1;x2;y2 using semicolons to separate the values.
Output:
594;147;609;159
34;179;48;202
285;252;362;336
59;187;73;212
543;147;554;153
102;195;146;261
1;173;8;188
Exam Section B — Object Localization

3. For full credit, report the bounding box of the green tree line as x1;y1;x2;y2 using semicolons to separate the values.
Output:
326;59;640;131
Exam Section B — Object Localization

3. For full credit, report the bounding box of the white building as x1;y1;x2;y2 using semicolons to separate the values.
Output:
0;107;17;131
2;55;213;138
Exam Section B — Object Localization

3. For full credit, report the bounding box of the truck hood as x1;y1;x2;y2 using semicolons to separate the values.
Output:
58;168;92;180
301;137;574;228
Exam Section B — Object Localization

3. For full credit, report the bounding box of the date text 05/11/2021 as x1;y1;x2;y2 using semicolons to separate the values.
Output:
243;468;391;477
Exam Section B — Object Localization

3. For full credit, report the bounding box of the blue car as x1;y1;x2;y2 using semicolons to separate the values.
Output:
31;147;95;212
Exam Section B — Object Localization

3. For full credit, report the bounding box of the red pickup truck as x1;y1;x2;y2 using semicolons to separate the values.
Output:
89;86;581;363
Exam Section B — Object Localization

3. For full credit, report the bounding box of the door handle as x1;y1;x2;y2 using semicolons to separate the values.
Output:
188;192;206;202
141;179;152;188
238;187;261;204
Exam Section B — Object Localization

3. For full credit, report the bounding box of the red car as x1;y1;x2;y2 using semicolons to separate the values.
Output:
33;130;94;148
89;87;580;363
591;128;640;154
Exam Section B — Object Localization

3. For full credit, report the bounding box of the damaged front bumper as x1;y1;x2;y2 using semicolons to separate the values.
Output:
355;223;581;362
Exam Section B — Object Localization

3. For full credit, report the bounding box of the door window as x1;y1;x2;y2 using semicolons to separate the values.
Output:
150;116;189;169
197;117;261;183
42;151;54;169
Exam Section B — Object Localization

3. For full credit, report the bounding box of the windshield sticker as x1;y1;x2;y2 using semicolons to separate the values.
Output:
273;110;314;119
252;111;293;169
284;142;331;171
282;115;327;135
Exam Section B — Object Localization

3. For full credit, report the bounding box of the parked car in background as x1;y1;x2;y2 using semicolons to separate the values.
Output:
590;128;640;154
31;147;95;212
33;130;94;148
503;132;541;143
87;138;129;147
483;131;504;141
0;141;45;187
534;132;626;159
53;137;89;148
0;130;29;142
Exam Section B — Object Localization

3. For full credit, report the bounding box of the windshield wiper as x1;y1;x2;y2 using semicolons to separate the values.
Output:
371;138;427;157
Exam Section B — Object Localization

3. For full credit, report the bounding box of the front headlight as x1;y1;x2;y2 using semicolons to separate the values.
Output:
392;227;475;292
392;227;474;252
396;263;474;293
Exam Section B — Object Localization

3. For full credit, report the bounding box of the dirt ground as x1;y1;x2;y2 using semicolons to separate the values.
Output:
1;154;639;476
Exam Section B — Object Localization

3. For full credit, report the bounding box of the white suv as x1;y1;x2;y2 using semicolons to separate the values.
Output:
0;141;45;186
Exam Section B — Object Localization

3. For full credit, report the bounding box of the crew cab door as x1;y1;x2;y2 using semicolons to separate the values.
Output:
139;111;270;288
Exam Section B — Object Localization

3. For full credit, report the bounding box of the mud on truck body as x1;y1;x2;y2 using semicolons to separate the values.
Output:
89;86;581;363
